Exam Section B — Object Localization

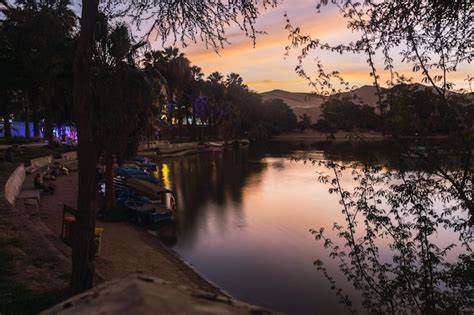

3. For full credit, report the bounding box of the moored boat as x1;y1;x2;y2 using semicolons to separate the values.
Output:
123;178;177;225
124;199;172;224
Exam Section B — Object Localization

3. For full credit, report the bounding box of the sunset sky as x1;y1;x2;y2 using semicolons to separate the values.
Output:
149;1;472;93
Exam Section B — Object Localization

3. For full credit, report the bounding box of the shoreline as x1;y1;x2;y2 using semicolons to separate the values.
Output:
272;131;450;142
31;171;226;296
1;158;229;313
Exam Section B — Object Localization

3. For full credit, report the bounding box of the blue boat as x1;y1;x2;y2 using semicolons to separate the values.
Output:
114;167;159;184
122;178;176;225
132;156;158;172
124;199;172;224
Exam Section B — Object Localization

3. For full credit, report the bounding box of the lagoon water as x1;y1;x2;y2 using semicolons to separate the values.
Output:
150;142;461;314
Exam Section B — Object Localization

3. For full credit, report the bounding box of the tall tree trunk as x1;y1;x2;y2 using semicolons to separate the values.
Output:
3;116;11;139
33;116;40;138
44;117;55;145
104;153;115;209
24;97;30;139
191;103;197;141
70;0;100;294
33;109;40;138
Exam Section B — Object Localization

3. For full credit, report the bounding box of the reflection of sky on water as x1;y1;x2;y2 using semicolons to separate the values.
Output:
150;142;467;314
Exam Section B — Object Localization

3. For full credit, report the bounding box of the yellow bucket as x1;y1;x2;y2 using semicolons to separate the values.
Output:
94;227;104;257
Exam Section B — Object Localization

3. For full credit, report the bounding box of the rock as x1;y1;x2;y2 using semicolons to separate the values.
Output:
40;274;276;315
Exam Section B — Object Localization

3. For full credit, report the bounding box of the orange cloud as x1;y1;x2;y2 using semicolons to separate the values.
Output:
149;3;473;93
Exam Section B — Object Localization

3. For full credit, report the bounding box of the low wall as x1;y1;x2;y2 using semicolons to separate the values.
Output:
61;151;77;161
138;141;170;152
30;155;54;168
169;142;199;149
4;164;26;205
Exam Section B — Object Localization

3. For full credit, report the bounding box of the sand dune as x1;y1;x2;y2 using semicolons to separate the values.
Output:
260;84;471;122
260;85;382;122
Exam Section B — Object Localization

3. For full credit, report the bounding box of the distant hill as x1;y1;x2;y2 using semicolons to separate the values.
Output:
260;90;326;122
260;85;384;122
260;84;471;122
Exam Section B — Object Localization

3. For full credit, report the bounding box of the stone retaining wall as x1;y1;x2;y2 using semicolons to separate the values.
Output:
4;164;26;205
138;141;170;151
61;151;77;161
30;155;54;168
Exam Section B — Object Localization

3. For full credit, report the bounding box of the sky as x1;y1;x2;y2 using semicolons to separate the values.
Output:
147;1;472;93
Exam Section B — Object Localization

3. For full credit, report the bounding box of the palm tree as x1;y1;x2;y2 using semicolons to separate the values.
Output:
205;72;226;138
142;47;192;137
93;23;160;210
188;66;204;139
299;113;311;132
0;0;77;142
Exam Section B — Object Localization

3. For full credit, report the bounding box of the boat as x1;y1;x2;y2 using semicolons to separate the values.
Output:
401;146;428;159
206;141;225;152
206;141;225;147
126;178;174;199
114;167;159;184
123;178;176;225
132;156;158;172
124;199;172;224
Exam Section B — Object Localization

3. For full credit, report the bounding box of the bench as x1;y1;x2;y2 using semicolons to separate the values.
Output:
17;189;41;206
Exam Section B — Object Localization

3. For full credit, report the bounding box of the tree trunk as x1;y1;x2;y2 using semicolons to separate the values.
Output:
70;0;100;294
33;109;40;138
191;103;197;141
104;153;115;209
3;116;11;139
24;97;30;139
44;118;55;145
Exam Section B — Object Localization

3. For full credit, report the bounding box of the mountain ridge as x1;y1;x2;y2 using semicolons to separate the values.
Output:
259;84;468;122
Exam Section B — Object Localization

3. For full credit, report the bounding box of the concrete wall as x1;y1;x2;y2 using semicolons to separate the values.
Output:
61;151;77;161
4;164;26;205
30;155;54;168
138;141;170;152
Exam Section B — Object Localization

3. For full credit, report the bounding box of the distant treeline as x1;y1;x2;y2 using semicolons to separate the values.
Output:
0;1;296;144
311;85;474;136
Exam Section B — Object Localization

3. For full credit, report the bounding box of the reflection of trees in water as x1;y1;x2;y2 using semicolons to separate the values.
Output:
155;148;267;241
282;139;472;172
310;150;473;314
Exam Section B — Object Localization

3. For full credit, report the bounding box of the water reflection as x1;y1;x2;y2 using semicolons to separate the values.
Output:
148;141;470;314
153;149;268;245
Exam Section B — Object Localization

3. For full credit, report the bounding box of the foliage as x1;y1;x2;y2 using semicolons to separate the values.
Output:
92;21;157;161
309;159;473;314
70;0;284;292
285;0;473;137
0;0;76;139
298;113;311;131
262;98;297;134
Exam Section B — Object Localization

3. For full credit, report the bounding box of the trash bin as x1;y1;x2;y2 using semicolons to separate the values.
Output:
94;227;104;257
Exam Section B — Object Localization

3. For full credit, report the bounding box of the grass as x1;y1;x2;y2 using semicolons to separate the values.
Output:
0;238;69;315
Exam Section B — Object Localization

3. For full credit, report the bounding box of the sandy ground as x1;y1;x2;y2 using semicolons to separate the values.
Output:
29;171;222;295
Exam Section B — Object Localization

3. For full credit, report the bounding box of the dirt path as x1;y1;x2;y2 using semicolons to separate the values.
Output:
36;171;222;295
0;165;70;314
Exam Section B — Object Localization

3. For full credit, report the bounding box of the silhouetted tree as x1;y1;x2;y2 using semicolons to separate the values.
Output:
71;0;279;293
